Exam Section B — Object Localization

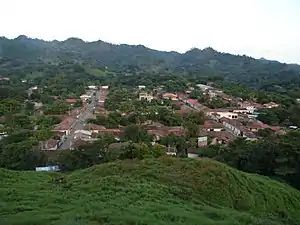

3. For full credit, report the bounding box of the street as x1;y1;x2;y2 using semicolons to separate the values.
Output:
59;90;100;149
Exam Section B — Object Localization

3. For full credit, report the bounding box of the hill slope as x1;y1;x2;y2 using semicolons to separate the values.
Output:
1;157;300;225
1;36;300;87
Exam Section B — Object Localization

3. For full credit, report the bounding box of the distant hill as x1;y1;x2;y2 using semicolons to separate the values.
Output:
0;35;300;87
1;157;300;225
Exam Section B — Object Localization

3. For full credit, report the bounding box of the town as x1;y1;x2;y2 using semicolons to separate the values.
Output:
16;81;287;167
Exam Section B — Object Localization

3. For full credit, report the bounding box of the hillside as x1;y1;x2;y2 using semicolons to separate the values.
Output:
1;36;300;88
1;157;300;225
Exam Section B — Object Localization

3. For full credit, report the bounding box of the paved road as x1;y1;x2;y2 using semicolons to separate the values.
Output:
59;90;100;149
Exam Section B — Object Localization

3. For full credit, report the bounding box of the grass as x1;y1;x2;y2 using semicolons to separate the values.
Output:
1;157;300;225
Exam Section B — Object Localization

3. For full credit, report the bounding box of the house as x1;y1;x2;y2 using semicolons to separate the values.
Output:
65;99;78;104
34;102;43;109
220;117;247;137
74;130;92;140
163;93;178;100
36;165;60;172
97;129;124;139
88;85;98;90
137;85;146;90
233;108;255;114
101;86;109;90
84;123;106;133
246;120;281;132
0;76;10;81
139;92;154;101
199;120;224;132
238;101;262;111
53;116;75;135
208;131;235;145
197;136;208;147
196;84;212;91
177;93;188;103
42;139;59;150
206;109;238;120
186;99;198;108
263;102;280;109
80;94;92;102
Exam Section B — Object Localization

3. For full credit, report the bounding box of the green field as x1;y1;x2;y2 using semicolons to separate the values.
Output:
1;157;300;225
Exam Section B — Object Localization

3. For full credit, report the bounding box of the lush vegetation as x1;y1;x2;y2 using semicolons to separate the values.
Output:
200;131;300;190
1;157;300;225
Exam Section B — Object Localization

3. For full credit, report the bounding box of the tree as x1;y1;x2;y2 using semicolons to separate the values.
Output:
183;121;199;138
124;125;152;143
119;142;152;160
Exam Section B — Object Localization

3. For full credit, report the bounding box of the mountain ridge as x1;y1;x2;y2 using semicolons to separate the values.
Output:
1;35;298;65
1;35;300;88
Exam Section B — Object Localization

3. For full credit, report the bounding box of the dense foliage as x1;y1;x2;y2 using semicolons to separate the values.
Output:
200;131;300;190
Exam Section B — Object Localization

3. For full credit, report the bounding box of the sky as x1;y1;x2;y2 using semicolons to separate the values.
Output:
1;0;299;64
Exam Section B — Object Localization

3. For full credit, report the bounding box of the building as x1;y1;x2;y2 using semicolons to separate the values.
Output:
263;102;280;109
0;76;10;81
139;92;154;101
88;85;98;90
53;116;75;135
196;84;213;91
197;136;208;147
206;109;238;120
186;99;198;108
137;85;146;90
65;99;78;104
74;130;92;140
220;117;248;137
101;86;109;90
80;94;92;102
163;93;178;100
199;120;224;132
36;165;60;172
42;139;59;150
84;123;106;133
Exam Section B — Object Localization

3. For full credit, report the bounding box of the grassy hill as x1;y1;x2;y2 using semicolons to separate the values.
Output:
1;157;300;225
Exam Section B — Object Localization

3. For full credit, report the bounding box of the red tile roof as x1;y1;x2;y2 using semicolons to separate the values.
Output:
65;99;78;104
187;99;198;105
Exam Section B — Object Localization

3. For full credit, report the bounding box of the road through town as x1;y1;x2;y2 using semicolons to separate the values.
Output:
59;90;100;149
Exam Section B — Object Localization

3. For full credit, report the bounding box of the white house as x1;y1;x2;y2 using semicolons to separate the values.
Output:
36;165;60;172
196;84;212;91
138;85;146;90
206;109;238;120
88;85;98;90
80;94;92;102
139;92;154;101
74;130;92;140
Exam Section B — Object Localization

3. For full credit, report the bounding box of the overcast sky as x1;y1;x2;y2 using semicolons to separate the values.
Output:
1;0;299;63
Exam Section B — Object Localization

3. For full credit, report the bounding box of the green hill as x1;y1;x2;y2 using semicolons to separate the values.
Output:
1;157;300;225
1;35;300;89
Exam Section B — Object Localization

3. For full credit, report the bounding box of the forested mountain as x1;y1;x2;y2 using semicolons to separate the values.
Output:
1;35;300;89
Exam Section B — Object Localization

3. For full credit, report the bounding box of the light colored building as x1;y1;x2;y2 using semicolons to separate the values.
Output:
163;93;178;100
74;130;92;140
263;102;280;109
80;94;92;102
88;85;98;90
36;165;60;172
196;84;212;91
138;85;146;89
139;92;154;101
206;109;238;120
197;136;208;147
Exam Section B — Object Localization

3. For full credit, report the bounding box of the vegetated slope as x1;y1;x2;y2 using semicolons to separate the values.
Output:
1;157;300;225
1;35;300;88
